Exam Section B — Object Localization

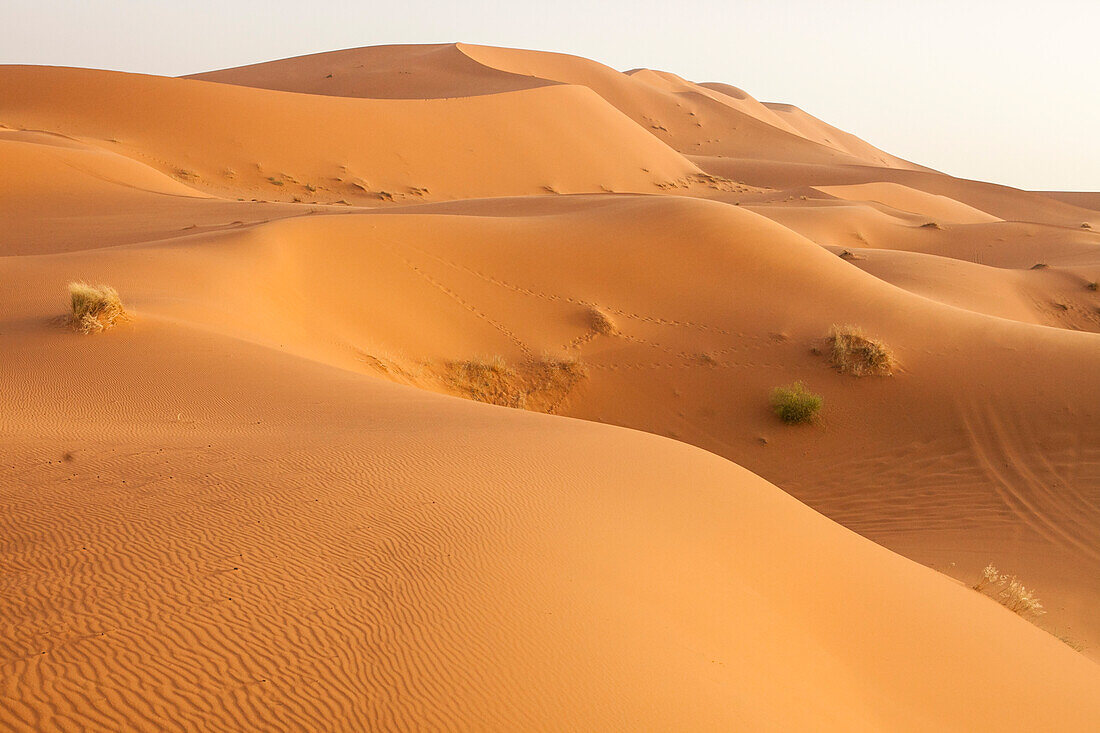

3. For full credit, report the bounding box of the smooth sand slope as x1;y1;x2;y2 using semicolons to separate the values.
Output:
1;64;699;204
3;44;1100;730
193;42;921;169
3;314;1100;731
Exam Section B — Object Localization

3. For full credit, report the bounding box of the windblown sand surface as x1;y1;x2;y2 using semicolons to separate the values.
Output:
3;43;1099;730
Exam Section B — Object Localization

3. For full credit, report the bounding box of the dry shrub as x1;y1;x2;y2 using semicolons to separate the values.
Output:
972;564;1045;618
522;357;587;412
587;307;617;336
829;325;895;376
68;282;127;334
444;356;587;413
770;381;822;424
446;357;526;408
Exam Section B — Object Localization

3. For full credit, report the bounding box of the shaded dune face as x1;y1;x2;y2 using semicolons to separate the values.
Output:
3;43;1100;731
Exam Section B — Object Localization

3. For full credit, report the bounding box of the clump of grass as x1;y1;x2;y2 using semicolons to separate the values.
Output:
972;564;1045;618
68;282;127;334
444;356;587;413
587;307;617;336
1030;263;1049;270
1086;281;1098;291
770;381;822;424
828;325;896;376
446;356;526;408
1082;222;1093;229
920;221;942;230
522;357;587;412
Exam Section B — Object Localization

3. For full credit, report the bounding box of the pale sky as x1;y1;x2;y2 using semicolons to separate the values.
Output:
2;0;1096;191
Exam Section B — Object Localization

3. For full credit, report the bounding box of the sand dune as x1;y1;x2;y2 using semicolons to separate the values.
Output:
194;43;920;169
0;130;305;256
187;42;558;99
3;42;1100;730
4;324;1098;731
2;64;698;204
1040;191;1100;211
814;181;1002;224
697;154;1100;227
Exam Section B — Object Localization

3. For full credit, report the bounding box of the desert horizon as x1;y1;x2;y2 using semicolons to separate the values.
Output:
3;34;1099;732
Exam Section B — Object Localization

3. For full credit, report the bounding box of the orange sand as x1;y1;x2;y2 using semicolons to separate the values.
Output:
2;44;1099;730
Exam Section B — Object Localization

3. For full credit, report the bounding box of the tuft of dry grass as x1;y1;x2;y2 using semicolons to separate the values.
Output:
770;382;822;424
828;325;895;376
68;282;127;334
972;564;1045;618
444;356;587;413
522;357;587;412
445;357;526;408
920;221;942;230
587;307;617;336
1087;281;1098;291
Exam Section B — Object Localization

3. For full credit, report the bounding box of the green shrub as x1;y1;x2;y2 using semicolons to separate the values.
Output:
770;382;822;424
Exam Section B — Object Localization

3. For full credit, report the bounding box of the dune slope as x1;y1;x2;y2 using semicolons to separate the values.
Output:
5;193;1099;657
1;65;698;204
186;42;557;99
3;319;1099;731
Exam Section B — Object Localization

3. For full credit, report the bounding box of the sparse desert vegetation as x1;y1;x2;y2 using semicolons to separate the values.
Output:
770;381;822;424
587;306;617;336
445;356;525;407
444;355;586;413
973;564;1045;618
68;281;127;333
828;324;895;376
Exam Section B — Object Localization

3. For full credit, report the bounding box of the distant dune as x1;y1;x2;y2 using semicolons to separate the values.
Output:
2;43;1099;731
